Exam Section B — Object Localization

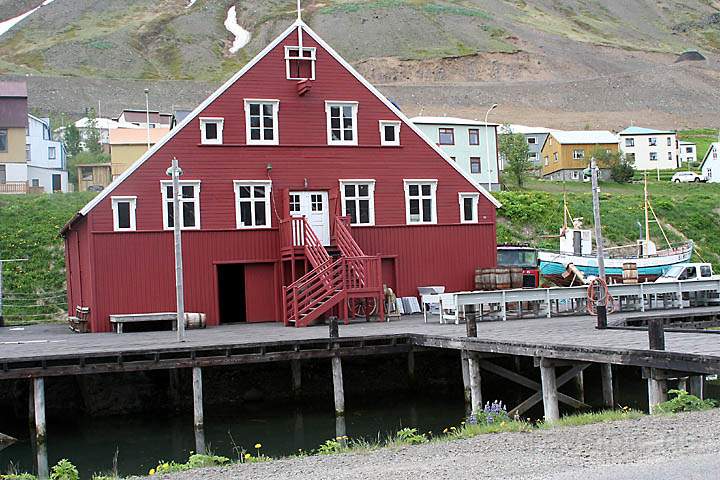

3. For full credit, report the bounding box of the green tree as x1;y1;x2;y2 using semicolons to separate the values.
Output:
63;123;81;158
499;130;532;189
592;148;634;183
85;108;103;154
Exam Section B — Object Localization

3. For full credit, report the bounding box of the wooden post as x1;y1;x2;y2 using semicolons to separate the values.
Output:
335;415;347;445
575;369;585;404
291;360;302;398
465;305;477;338
331;355;345;417
689;375;704;399
600;363;614;408
467;353;482;416
329;316;339;339
539;358;560;422
648;318;665;350
192;367;206;454
33;378;49;480
647;373;667;413
460;351;471;413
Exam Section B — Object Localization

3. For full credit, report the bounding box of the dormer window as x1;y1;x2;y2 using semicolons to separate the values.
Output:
285;46;316;80
200;117;223;145
379;121;400;146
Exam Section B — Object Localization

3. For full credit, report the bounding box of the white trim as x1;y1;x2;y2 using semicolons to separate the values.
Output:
111;196;137;231
244;99;280;145
458;192;479;224
379;120;401;146
199;117;224;145
339;179;376;226
74;20;498;222
160;180;201;230
233;180;272;229
325;101;358;146
284;45;316;80
403;179;438;225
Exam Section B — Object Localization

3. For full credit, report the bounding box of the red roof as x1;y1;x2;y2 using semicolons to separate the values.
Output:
0;82;28;128
0;81;28;98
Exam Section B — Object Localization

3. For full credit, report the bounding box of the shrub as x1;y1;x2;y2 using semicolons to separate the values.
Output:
317;438;345;455
390;427;428;446
149;454;230;475
50;460;79;480
0;474;37;480
655;389;718;413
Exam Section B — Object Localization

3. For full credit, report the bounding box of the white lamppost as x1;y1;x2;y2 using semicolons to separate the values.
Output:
144;88;151;149
484;104;498;191
166;157;186;342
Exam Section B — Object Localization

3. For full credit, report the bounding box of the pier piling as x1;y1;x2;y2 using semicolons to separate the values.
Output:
600;363;614;408
539;358;560;423
460;351;471;411
192;367;206;454
331;355;345;417
689;375;705;399
32;377;48;480
467;354;482;415
647;372;667;413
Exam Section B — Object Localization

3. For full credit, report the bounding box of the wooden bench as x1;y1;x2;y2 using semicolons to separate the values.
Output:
68;306;90;333
110;313;178;333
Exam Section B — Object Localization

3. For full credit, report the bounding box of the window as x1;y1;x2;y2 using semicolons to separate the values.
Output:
528;152;538;162
379;121;400;146
161;181;200;230
234;180;271;229
553;153;558;163
404;180;437;224
649;152;658;161
200;117;224;145
649;137;657;146
544;156;549;166
325;102;358;145
80;167;93;181
285;46;316;80
48;146;56;160
26;144;30;161
469;129;480;145
686;146;693;153
625;138;634;147
244;100;279;145
668;151;673;161
0;129;6;152
470;157;482;174
701;265;712;277
31;178;39;187
289;193;300;214
667;137;672;146
438;128;454;145
450;156;456;161
459;193;479;223
111;196;137;231
527;136;537;145
573;149;585;160
340;180;375;226
571;171;579;179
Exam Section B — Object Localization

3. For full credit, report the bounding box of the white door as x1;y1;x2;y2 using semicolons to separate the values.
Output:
289;191;330;246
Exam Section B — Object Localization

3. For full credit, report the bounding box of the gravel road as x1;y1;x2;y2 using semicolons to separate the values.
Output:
156;410;720;480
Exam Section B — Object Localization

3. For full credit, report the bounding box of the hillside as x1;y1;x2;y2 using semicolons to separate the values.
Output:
1;0;720;128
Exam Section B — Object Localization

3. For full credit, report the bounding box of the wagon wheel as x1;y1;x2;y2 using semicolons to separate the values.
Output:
348;298;378;319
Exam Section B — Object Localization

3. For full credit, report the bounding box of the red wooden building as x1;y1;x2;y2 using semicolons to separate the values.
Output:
61;20;500;332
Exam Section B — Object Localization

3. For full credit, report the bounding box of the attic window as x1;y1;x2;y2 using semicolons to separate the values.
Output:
379;121;400;146
200;117;223;145
285;46;316;80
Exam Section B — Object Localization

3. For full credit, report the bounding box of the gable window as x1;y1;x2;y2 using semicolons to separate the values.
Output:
649;152;658;161
438;128;454;145
285;46;316;80
404;180;437;224
111;196;137;232
553;152;559;163
470;157;481;174
527;136;537;145
379;121;400;146
340;180;375;226
161;180;200;230
48;146;56;160
459;193;479;224
648;137;657;146
234;180;272;229
573;149;585;160
244;100;279;145
200;117;224;145
469;129;480;146
325;101;358;145
625;138;634;147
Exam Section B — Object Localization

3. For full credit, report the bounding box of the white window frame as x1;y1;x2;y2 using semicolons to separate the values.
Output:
527;136;537;145
649;137;657;146
111;196;137;232
199;117;224;145
573;149;585;160
625;137;634;147
379;120;400;146
48;146;56;159
528;152;538;161
403;179;438;225
284;46;316;80
160;180;201;230
458;193;479;224
325;101;358;146
244;99;280;145
649;152;658;161
233;180;272;229
339;179;376;226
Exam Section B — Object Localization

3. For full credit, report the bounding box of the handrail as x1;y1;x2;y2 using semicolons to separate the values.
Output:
280;216;331;268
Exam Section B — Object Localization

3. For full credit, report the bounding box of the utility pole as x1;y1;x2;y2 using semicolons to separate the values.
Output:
590;157;607;328
144;88;151;149
484;103;498;192
166;158;186;342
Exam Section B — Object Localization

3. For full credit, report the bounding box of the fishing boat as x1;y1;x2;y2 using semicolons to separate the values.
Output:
538;177;694;286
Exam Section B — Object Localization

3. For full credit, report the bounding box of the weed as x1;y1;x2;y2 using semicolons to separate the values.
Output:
149;454;230;475
537;408;644;428
387;427;428;446
49;459;79;480
655;389;718;413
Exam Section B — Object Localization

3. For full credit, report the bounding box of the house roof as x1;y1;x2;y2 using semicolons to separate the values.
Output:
0;83;28;128
0;81;27;98
116;110;172;125
172;109;192;125
549;130;618;145
700;142;718;169
619;126;675;136
410;116;499;127
501;124;556;135
64;20;500;231
109;127;170;145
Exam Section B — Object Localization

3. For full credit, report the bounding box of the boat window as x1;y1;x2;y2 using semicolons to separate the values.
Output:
497;249;538;267
662;265;684;278
700;265;712;277
681;266;696;280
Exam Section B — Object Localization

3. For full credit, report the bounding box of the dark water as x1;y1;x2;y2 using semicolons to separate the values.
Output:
0;395;468;478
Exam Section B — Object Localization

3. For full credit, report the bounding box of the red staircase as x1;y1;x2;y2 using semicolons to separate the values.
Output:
281;216;384;327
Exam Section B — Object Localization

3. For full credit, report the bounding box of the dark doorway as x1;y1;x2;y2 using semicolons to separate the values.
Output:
52;174;61;192
217;264;246;323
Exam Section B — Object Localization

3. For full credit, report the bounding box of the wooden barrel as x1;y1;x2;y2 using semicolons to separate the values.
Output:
510;267;523;289
496;268;511;290
185;312;207;329
622;262;638;284
483;270;495;290
474;268;484;290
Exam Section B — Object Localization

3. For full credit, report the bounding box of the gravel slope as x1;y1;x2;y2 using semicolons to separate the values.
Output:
155;410;720;480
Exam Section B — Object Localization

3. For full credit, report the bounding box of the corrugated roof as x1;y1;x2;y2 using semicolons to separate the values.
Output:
0;81;27;98
109;127;170;145
619;126;675;136
410;116;499;127
550;130;618;145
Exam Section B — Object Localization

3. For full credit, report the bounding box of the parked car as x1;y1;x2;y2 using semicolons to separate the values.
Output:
655;263;717;282
671;171;706;183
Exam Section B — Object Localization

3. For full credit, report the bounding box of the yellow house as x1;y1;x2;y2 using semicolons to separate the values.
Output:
109;128;169;178
0;81;29;193
540;131;619;181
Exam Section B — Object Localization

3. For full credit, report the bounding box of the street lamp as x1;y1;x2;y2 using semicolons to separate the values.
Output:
144;88;151;149
166;157;186;342
484;104;498;192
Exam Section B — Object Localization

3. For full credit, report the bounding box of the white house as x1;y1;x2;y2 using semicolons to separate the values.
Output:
679;141;697;165
618;126;678;171
411;116;500;191
26;115;68;192
701;143;720;182
502;124;557;169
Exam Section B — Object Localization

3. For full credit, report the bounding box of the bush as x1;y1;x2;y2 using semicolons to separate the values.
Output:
50;460;79;480
149;454;230;475
390;427;427;446
655;389;718;413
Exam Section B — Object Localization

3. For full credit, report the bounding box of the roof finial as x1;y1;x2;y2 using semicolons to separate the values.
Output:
297;0;302;20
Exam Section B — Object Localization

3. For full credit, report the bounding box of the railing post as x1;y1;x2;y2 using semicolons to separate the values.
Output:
546;289;552;318
677;281;683;309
